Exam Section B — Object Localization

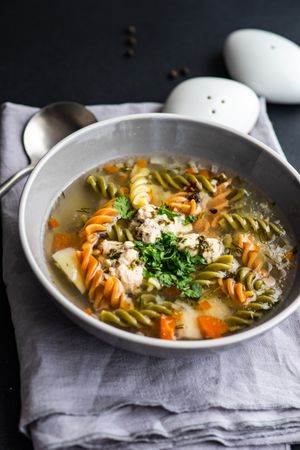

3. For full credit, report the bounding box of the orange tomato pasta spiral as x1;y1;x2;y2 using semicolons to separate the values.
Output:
193;180;232;234
93;276;128;310
218;278;253;304
166;191;201;215
236;234;265;272
80;200;119;238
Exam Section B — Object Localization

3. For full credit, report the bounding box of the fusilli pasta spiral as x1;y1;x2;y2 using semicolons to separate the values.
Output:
166;191;201;215
226;289;278;331
151;171;215;193
86;174;118;198
219;213;284;238
130;164;151;209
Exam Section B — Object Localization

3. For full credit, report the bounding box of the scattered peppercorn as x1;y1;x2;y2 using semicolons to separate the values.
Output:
125;47;135;58
126;25;136;34
126;36;137;45
168;69;179;80
209;208;218;214
180;66;190;76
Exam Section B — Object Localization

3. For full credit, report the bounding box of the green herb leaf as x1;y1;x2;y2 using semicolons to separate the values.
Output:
135;232;206;299
114;196;135;220
157;205;179;220
183;215;198;225
180;282;202;299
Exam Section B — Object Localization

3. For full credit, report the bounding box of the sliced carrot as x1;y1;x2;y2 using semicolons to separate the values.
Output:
199;169;210;177
103;164;119;174
48;217;59;229
159;315;176;340
84;308;93;315
185;167;197;174
198;300;212;311
52;233;73;252
136;159;148;168
197;316;228;339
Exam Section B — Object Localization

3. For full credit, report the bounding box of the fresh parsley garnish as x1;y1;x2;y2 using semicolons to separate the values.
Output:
114;196;135;220
135;232;206;299
157;205;179;220
183;215;198;225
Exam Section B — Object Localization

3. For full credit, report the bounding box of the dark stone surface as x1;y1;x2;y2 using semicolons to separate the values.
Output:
0;0;300;448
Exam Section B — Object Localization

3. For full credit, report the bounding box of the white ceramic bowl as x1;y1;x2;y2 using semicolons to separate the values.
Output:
19;114;300;357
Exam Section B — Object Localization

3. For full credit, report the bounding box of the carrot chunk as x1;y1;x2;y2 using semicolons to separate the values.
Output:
199;169;210;177
103;164;119;174
197;316;228;339
184;167;197;174
48;217;59;229
198;300;212;311
52;233;72;252
136;159;148;168
160;315;176;340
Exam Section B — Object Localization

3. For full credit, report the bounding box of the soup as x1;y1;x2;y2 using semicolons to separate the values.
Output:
45;156;296;340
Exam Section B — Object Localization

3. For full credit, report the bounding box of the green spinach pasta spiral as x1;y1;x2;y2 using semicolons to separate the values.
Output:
86;174;117;198
151;171;215;193
225;289;278;331
219;213;284;239
236;267;264;290
107;224;133;242
195;255;233;286
99;300;174;328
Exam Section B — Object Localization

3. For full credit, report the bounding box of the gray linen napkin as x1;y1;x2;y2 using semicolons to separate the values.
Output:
0;100;297;450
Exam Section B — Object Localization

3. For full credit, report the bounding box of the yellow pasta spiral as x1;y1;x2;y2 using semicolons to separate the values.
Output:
130;164;151;209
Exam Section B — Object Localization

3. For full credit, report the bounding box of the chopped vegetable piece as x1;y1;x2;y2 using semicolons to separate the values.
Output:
185;167;197;174
198;300;212;311
197;316;228;339
199;169;210;177
84;308;93;315
52;233;73;252
52;247;86;293
103;164;119;174
136;159;148;168
48;217;59;229
160;315;176;340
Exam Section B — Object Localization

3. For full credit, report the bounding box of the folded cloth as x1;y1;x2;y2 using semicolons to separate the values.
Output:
0;100;298;450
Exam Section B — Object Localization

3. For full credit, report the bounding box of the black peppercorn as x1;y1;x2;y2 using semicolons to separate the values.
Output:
180;66;190;76
126;25;136;34
168;69;179;80
126;36;137;45
125;48;135;58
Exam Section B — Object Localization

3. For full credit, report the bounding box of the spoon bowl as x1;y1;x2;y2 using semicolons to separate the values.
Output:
0;101;97;197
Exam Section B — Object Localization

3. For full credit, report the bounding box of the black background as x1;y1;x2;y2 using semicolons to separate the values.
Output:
1;0;300;448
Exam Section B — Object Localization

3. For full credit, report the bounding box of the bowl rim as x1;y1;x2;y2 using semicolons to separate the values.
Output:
19;112;300;351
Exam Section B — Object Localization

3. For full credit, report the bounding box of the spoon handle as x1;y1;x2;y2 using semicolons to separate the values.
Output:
0;165;34;198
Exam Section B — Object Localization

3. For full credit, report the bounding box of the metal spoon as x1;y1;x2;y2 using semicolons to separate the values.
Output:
0;101;97;197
